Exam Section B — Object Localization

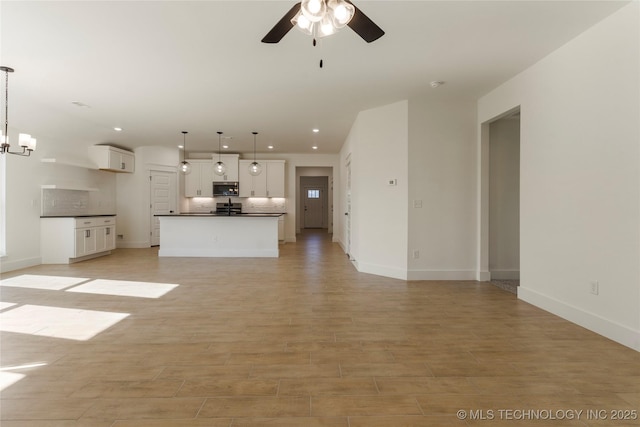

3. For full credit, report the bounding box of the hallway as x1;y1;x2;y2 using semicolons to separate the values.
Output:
0;234;639;426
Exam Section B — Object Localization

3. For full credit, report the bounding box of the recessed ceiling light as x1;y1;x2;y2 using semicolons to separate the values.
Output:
430;81;445;88
312;128;319;133
222;145;229;149
113;127;122;132
312;146;318;150
178;145;184;149
267;145;274;150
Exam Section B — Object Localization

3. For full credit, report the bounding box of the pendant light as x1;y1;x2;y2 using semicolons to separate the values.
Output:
214;131;226;176
248;131;262;176
0;66;36;156
178;131;191;175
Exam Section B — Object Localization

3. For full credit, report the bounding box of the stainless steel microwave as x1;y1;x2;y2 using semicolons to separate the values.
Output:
213;181;239;196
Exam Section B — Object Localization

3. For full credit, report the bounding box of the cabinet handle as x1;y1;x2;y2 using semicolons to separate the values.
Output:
121;162;125;170
85;229;91;238
84;221;91;225
106;227;111;235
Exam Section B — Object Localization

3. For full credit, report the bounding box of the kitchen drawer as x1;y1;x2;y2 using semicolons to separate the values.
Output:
75;218;99;228
74;216;116;229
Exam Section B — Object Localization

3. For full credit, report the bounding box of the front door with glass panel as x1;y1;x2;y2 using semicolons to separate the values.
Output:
304;187;324;228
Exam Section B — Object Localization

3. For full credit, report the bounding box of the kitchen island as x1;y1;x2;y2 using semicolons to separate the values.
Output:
156;213;283;258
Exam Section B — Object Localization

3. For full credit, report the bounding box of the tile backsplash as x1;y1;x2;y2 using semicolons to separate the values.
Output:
186;197;286;213
42;189;90;216
42;189;115;216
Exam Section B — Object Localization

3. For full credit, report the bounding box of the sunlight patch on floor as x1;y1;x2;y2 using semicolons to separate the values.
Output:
0;304;129;341
0;372;25;392
66;279;179;298
0;302;17;311
0;274;90;290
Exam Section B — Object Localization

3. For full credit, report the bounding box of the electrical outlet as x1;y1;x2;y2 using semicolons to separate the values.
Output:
590;281;599;295
413;200;423;208
413;250;420;259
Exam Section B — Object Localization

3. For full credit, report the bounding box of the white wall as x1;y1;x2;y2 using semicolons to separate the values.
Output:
340;101;409;280
478;3;640;350
117;146;178;248
407;97;477;280
1;142;116;272
489;117;520;279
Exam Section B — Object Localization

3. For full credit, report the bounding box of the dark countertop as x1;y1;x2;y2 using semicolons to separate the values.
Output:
155;212;285;217
41;214;117;218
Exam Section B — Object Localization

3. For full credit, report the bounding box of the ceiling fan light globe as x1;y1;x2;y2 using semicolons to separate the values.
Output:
301;0;326;22
319;17;336;36
214;161;226;176
292;12;314;35
331;1;354;27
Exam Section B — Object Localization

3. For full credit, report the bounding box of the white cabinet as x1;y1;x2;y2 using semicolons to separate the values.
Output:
184;160;214;197
278;215;284;241
239;160;285;198
42;216;116;264
265;161;285;197
212;154;240;182
88;145;135;173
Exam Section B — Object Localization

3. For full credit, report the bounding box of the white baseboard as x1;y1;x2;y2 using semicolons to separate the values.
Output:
407;269;477;281
519;287;640;352
355;261;408;280
477;270;491;281
116;241;150;249
0;256;41;273
490;269;520;280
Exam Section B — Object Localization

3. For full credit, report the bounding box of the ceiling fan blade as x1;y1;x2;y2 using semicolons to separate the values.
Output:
261;2;301;43
346;1;385;43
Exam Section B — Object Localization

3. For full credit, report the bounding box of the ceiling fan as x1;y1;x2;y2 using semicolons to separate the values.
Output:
262;0;384;44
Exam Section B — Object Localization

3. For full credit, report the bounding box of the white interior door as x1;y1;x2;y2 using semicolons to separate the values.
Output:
304;186;324;228
150;171;177;246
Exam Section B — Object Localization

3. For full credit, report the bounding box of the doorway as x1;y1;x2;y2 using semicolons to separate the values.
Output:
300;176;328;229
479;107;521;292
150;170;177;246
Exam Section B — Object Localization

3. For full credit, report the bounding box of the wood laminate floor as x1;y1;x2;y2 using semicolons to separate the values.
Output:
1;230;639;426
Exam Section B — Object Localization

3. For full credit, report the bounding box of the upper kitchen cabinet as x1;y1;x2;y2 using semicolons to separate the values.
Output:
239;160;285;198
184;159;214;197
212;154;239;182
265;160;285;197
88;145;135;173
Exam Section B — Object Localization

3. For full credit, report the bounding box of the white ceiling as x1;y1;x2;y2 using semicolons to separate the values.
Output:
0;1;628;156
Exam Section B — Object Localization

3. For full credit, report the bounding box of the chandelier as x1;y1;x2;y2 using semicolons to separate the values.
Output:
1;66;36;156
292;0;355;39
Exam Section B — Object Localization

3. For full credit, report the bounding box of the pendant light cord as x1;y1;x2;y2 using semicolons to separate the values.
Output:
253;131;258;162
3;69;8;140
